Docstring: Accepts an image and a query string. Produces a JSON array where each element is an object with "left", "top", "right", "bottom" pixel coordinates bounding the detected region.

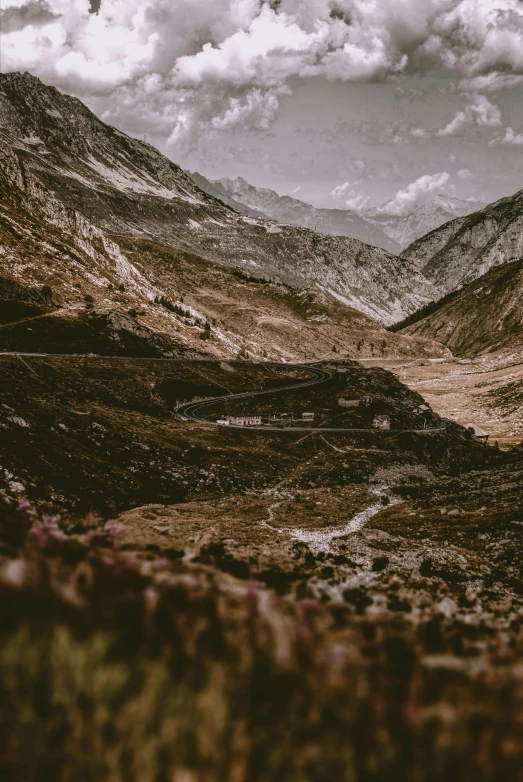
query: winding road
[
  {"left": 0, "top": 352, "right": 450, "bottom": 434},
  {"left": 176, "top": 362, "right": 450, "bottom": 435}
]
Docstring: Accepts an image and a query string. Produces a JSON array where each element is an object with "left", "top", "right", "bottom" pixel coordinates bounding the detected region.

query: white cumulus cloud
[
  {"left": 2, "top": 0, "right": 523, "bottom": 155},
  {"left": 437, "top": 94, "right": 502, "bottom": 137},
  {"left": 382, "top": 172, "right": 451, "bottom": 216}
]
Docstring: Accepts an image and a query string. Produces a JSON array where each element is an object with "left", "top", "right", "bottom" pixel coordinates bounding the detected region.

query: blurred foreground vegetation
[{"left": 1, "top": 498, "right": 523, "bottom": 781}]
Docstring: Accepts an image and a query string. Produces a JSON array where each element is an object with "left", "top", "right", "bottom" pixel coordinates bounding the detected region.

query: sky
[{"left": 2, "top": 0, "right": 523, "bottom": 214}]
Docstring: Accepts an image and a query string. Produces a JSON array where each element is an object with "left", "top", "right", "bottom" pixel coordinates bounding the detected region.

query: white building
[
  {"left": 227, "top": 415, "right": 262, "bottom": 427},
  {"left": 338, "top": 398, "right": 360, "bottom": 408},
  {"left": 302, "top": 412, "right": 315, "bottom": 421}
]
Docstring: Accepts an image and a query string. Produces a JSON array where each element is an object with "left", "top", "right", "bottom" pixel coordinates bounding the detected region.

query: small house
[
  {"left": 465, "top": 423, "right": 489, "bottom": 443},
  {"left": 415, "top": 404, "right": 430, "bottom": 414},
  {"left": 373, "top": 415, "right": 391, "bottom": 430},
  {"left": 216, "top": 419, "right": 230, "bottom": 426},
  {"left": 302, "top": 412, "right": 315, "bottom": 422}
]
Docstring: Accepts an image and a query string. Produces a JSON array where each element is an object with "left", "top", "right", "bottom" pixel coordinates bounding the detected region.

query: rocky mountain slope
[
  {"left": 399, "top": 258, "right": 523, "bottom": 357},
  {"left": 402, "top": 189, "right": 523, "bottom": 296},
  {"left": 207, "top": 174, "right": 401, "bottom": 254},
  {"left": 0, "top": 194, "right": 447, "bottom": 361},
  {"left": 365, "top": 195, "right": 485, "bottom": 250},
  {"left": 0, "top": 71, "right": 432, "bottom": 326}
]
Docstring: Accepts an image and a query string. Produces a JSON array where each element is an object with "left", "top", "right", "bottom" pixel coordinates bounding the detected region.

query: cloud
[
  {"left": 0, "top": 0, "right": 59, "bottom": 34},
  {"left": 437, "top": 94, "right": 502, "bottom": 137},
  {"left": 382, "top": 172, "right": 450, "bottom": 216},
  {"left": 3, "top": 0, "right": 523, "bottom": 155},
  {"left": 457, "top": 168, "right": 472, "bottom": 178},
  {"left": 330, "top": 181, "right": 353, "bottom": 200},
  {"left": 329, "top": 180, "right": 370, "bottom": 212},
  {"left": 497, "top": 126, "right": 523, "bottom": 145}
]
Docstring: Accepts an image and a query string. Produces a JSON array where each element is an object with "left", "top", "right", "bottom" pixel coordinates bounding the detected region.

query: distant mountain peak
[{"left": 363, "top": 194, "right": 487, "bottom": 250}]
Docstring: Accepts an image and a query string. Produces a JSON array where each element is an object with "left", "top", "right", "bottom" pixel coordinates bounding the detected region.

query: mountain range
[
  {"left": 189, "top": 174, "right": 485, "bottom": 253},
  {"left": 2, "top": 71, "right": 523, "bottom": 362},
  {"left": 0, "top": 72, "right": 438, "bottom": 330},
  {"left": 0, "top": 71, "right": 451, "bottom": 362},
  {"left": 196, "top": 174, "right": 402, "bottom": 254}
]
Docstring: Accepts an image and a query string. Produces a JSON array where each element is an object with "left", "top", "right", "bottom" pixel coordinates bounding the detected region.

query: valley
[
  {"left": 1, "top": 69, "right": 523, "bottom": 782},
  {"left": 360, "top": 355, "right": 523, "bottom": 450}
]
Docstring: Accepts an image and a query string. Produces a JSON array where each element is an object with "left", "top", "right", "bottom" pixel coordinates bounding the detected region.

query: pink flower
[
  {"left": 246, "top": 580, "right": 261, "bottom": 607},
  {"left": 28, "top": 515, "right": 65, "bottom": 549},
  {"left": 18, "top": 497, "right": 32, "bottom": 512},
  {"left": 151, "top": 559, "right": 170, "bottom": 570}
]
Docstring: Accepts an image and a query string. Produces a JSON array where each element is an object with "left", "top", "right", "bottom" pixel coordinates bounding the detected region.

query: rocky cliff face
[
  {"left": 402, "top": 189, "right": 523, "bottom": 296},
  {"left": 212, "top": 175, "right": 401, "bottom": 254},
  {"left": 400, "top": 258, "right": 523, "bottom": 357},
  {"left": 364, "top": 196, "right": 485, "bottom": 250},
  {"left": 0, "top": 72, "right": 436, "bottom": 326}
]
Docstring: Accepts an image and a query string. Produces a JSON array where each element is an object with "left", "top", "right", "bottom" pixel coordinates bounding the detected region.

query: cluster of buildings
[
  {"left": 217, "top": 412, "right": 315, "bottom": 427},
  {"left": 211, "top": 392, "right": 493, "bottom": 442}
]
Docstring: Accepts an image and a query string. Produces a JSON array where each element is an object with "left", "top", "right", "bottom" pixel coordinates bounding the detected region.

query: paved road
[{"left": 176, "top": 362, "right": 450, "bottom": 435}]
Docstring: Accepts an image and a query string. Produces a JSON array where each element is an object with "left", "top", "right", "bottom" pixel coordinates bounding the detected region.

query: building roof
[{"left": 465, "top": 423, "right": 489, "bottom": 437}]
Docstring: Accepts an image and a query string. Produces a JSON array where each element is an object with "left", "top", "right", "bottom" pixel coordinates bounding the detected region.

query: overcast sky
[{"left": 2, "top": 0, "right": 523, "bottom": 214}]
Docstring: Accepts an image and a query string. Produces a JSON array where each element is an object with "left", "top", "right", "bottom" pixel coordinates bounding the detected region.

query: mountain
[
  {"left": 0, "top": 72, "right": 448, "bottom": 360},
  {"left": 0, "top": 72, "right": 436, "bottom": 328},
  {"left": 398, "top": 258, "right": 523, "bottom": 357},
  {"left": 211, "top": 175, "right": 401, "bottom": 254},
  {"left": 364, "top": 196, "right": 486, "bottom": 250},
  {"left": 402, "top": 189, "right": 523, "bottom": 296},
  {"left": 185, "top": 171, "right": 267, "bottom": 219}
]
